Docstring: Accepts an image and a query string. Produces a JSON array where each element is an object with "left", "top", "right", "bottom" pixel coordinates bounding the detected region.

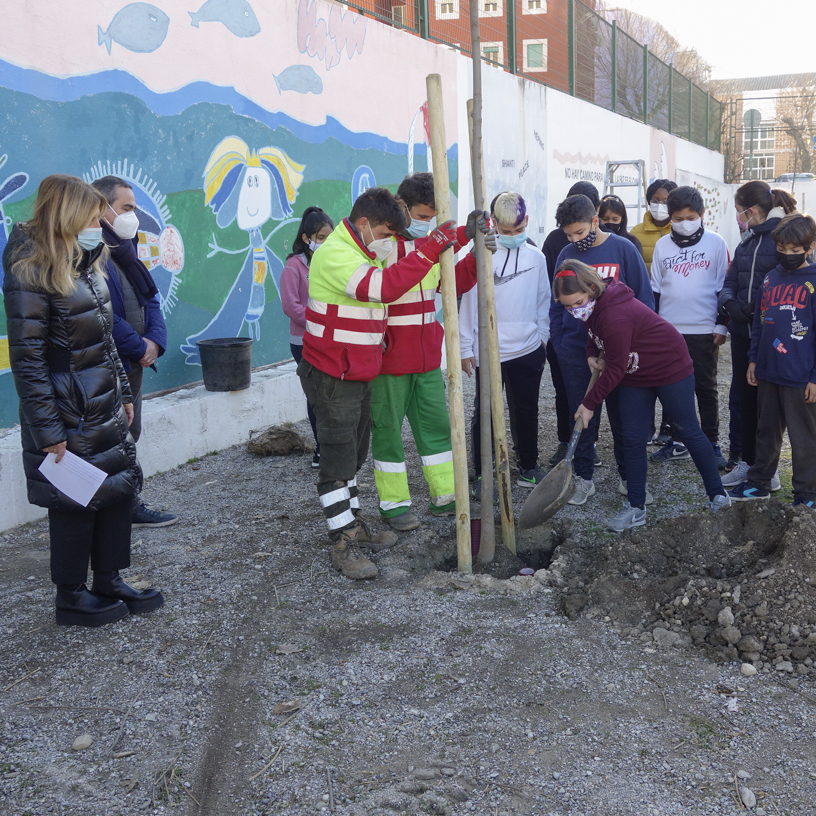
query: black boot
[
  {"left": 55, "top": 584, "right": 129, "bottom": 627},
  {"left": 90, "top": 571, "right": 165, "bottom": 614}
]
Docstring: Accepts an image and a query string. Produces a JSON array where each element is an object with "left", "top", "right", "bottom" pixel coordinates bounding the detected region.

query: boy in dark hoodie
[{"left": 729, "top": 213, "right": 816, "bottom": 506}]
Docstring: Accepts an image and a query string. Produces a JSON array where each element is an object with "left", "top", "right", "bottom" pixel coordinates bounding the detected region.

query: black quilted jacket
[{"left": 2, "top": 225, "right": 142, "bottom": 511}]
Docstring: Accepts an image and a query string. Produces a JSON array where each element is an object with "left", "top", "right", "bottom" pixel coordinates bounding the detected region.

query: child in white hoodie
[{"left": 460, "top": 191, "right": 551, "bottom": 494}]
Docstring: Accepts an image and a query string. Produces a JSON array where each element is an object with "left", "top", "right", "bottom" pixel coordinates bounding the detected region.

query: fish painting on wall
[
  {"left": 189, "top": 0, "right": 261, "bottom": 37},
  {"left": 273, "top": 65, "right": 323, "bottom": 95},
  {"left": 181, "top": 136, "right": 304, "bottom": 364},
  {"left": 98, "top": 3, "right": 170, "bottom": 54}
]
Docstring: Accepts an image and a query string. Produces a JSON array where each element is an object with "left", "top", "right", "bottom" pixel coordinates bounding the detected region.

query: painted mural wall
[{"left": 0, "top": 0, "right": 727, "bottom": 432}]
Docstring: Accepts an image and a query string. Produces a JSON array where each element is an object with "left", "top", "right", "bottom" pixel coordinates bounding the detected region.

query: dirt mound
[
  {"left": 558, "top": 502, "right": 816, "bottom": 673},
  {"left": 246, "top": 422, "right": 313, "bottom": 456}
]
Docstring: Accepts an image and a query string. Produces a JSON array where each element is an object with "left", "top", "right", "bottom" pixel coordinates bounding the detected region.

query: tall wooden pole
[
  {"left": 469, "top": 5, "right": 516, "bottom": 557},
  {"left": 425, "top": 73, "right": 472, "bottom": 574}
]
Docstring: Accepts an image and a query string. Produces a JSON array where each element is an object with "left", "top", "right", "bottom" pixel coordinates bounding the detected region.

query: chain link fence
[{"left": 340, "top": 0, "right": 721, "bottom": 151}]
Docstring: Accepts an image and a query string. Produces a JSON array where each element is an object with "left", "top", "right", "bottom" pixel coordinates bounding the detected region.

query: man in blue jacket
[{"left": 93, "top": 176, "right": 177, "bottom": 528}]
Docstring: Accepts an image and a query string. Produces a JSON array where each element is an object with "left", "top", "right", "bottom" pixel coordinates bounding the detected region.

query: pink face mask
[{"left": 567, "top": 300, "right": 596, "bottom": 322}]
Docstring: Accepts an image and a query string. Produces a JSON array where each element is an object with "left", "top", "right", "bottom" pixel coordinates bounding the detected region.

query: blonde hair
[
  {"left": 552, "top": 259, "right": 606, "bottom": 300},
  {"left": 11, "top": 174, "right": 108, "bottom": 296}
]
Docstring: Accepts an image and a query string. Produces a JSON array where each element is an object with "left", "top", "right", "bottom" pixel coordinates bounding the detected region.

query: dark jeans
[
  {"left": 618, "top": 375, "right": 724, "bottom": 507},
  {"left": 728, "top": 367, "right": 742, "bottom": 455},
  {"left": 48, "top": 500, "right": 132, "bottom": 585},
  {"left": 546, "top": 339, "right": 570, "bottom": 445},
  {"left": 731, "top": 333, "right": 758, "bottom": 465},
  {"left": 472, "top": 344, "right": 547, "bottom": 475},
  {"left": 558, "top": 352, "right": 625, "bottom": 481},
  {"left": 683, "top": 334, "right": 720, "bottom": 445},
  {"left": 749, "top": 380, "right": 816, "bottom": 501},
  {"left": 298, "top": 360, "right": 370, "bottom": 539},
  {"left": 126, "top": 366, "right": 143, "bottom": 443},
  {"left": 291, "top": 343, "right": 319, "bottom": 453}
]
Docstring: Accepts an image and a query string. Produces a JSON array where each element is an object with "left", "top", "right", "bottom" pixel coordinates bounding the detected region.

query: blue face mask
[
  {"left": 405, "top": 218, "right": 432, "bottom": 239},
  {"left": 77, "top": 227, "right": 103, "bottom": 251},
  {"left": 498, "top": 231, "right": 527, "bottom": 250}
]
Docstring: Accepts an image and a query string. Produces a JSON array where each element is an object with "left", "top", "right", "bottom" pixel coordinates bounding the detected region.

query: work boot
[
  {"left": 386, "top": 510, "right": 421, "bottom": 532},
  {"left": 55, "top": 584, "right": 130, "bottom": 627},
  {"left": 353, "top": 511, "right": 398, "bottom": 550},
  {"left": 331, "top": 529, "right": 378, "bottom": 580},
  {"left": 91, "top": 571, "right": 165, "bottom": 614}
]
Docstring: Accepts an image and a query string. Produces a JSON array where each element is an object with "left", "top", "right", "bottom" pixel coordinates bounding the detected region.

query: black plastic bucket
[{"left": 197, "top": 337, "right": 253, "bottom": 392}]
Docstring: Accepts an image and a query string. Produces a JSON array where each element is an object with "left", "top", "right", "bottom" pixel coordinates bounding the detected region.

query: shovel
[{"left": 518, "top": 359, "right": 603, "bottom": 530}]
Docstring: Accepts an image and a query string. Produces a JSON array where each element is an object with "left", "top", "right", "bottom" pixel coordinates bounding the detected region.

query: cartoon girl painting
[{"left": 181, "top": 136, "right": 304, "bottom": 364}]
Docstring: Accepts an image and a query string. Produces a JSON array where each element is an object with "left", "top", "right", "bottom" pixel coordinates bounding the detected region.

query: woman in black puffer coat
[
  {"left": 718, "top": 181, "right": 797, "bottom": 486},
  {"left": 2, "top": 174, "right": 164, "bottom": 627}
]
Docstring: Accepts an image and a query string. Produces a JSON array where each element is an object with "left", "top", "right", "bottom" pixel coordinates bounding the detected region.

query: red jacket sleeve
[
  {"left": 581, "top": 317, "right": 635, "bottom": 410},
  {"left": 352, "top": 250, "right": 434, "bottom": 304}
]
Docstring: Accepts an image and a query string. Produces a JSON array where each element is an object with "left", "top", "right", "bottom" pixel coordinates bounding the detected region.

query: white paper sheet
[{"left": 38, "top": 450, "right": 107, "bottom": 508}]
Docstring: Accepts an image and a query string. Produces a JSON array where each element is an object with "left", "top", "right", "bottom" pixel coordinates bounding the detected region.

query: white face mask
[
  {"left": 108, "top": 204, "right": 139, "bottom": 240},
  {"left": 364, "top": 223, "right": 394, "bottom": 262},
  {"left": 649, "top": 202, "right": 669, "bottom": 222},
  {"left": 308, "top": 240, "right": 321, "bottom": 253},
  {"left": 672, "top": 218, "right": 702, "bottom": 237}
]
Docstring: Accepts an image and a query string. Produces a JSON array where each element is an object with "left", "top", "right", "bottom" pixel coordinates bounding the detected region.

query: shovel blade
[{"left": 518, "top": 460, "right": 574, "bottom": 530}]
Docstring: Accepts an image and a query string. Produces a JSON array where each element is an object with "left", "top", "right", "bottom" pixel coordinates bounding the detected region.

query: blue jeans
[
  {"left": 557, "top": 352, "right": 625, "bottom": 481},
  {"left": 618, "top": 375, "right": 725, "bottom": 507}
]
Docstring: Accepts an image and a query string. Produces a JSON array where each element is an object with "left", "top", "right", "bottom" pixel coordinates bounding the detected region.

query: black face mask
[
  {"left": 776, "top": 250, "right": 807, "bottom": 271},
  {"left": 600, "top": 222, "right": 622, "bottom": 235}
]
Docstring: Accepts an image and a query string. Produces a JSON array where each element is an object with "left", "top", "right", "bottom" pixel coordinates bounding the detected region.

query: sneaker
[
  {"left": 721, "top": 460, "right": 749, "bottom": 487},
  {"left": 793, "top": 498, "right": 815, "bottom": 508},
  {"left": 331, "top": 534, "right": 378, "bottom": 580},
  {"left": 352, "top": 513, "right": 399, "bottom": 550},
  {"left": 711, "top": 444, "right": 727, "bottom": 470},
  {"left": 654, "top": 432, "right": 672, "bottom": 446},
  {"left": 472, "top": 476, "right": 498, "bottom": 505},
  {"left": 517, "top": 465, "right": 546, "bottom": 489},
  {"left": 593, "top": 445, "right": 603, "bottom": 467},
  {"left": 549, "top": 442, "right": 568, "bottom": 466},
  {"left": 728, "top": 481, "right": 771, "bottom": 502},
  {"left": 617, "top": 478, "right": 654, "bottom": 505},
  {"left": 709, "top": 493, "right": 732, "bottom": 512},
  {"left": 567, "top": 476, "right": 595, "bottom": 506},
  {"left": 311, "top": 452, "right": 320, "bottom": 469},
  {"left": 386, "top": 509, "right": 421, "bottom": 532},
  {"left": 770, "top": 470, "right": 782, "bottom": 492},
  {"left": 725, "top": 450, "right": 742, "bottom": 472},
  {"left": 650, "top": 441, "right": 690, "bottom": 462},
  {"left": 132, "top": 503, "right": 178, "bottom": 528},
  {"left": 607, "top": 502, "right": 647, "bottom": 533},
  {"left": 429, "top": 501, "right": 456, "bottom": 517}
]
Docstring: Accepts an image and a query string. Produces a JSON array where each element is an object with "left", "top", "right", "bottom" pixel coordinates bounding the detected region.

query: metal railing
[{"left": 342, "top": 0, "right": 722, "bottom": 152}]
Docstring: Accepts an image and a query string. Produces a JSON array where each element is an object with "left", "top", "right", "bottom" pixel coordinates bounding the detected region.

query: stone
[
  {"left": 490, "top": 744, "right": 500, "bottom": 754},
  {"left": 71, "top": 734, "right": 94, "bottom": 752},
  {"left": 740, "top": 786, "right": 757, "bottom": 808},
  {"left": 722, "top": 626, "right": 742, "bottom": 645},
  {"left": 440, "top": 768, "right": 455, "bottom": 776},
  {"left": 717, "top": 607, "right": 735, "bottom": 626},
  {"left": 736, "top": 770, "right": 750, "bottom": 779},
  {"left": 653, "top": 628, "right": 681, "bottom": 648},
  {"left": 740, "top": 663, "right": 758, "bottom": 677},
  {"left": 414, "top": 769, "right": 438, "bottom": 780},
  {"left": 776, "top": 661, "right": 794, "bottom": 673},
  {"left": 737, "top": 635, "right": 762, "bottom": 653}
]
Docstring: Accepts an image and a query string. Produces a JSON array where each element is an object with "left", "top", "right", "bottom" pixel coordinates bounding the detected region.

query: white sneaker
[
  {"left": 771, "top": 470, "right": 782, "bottom": 492},
  {"left": 568, "top": 476, "right": 596, "bottom": 506},
  {"left": 618, "top": 478, "right": 654, "bottom": 505},
  {"left": 709, "top": 493, "right": 732, "bottom": 511},
  {"left": 721, "top": 460, "right": 749, "bottom": 487},
  {"left": 607, "top": 502, "right": 647, "bottom": 532}
]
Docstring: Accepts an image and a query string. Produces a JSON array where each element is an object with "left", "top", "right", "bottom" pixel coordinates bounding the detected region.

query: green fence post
[
  {"left": 642, "top": 43, "right": 648, "bottom": 124},
  {"left": 568, "top": 0, "right": 575, "bottom": 96},
  {"left": 610, "top": 20, "right": 617, "bottom": 112},
  {"left": 418, "top": 0, "right": 429, "bottom": 39},
  {"left": 668, "top": 66, "right": 673, "bottom": 133},
  {"left": 688, "top": 76, "right": 693, "bottom": 142},
  {"left": 507, "top": 0, "right": 517, "bottom": 74},
  {"left": 705, "top": 91, "right": 710, "bottom": 149}
]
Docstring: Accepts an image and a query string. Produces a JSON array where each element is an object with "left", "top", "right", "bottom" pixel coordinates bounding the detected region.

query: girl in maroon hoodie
[{"left": 553, "top": 260, "right": 728, "bottom": 532}]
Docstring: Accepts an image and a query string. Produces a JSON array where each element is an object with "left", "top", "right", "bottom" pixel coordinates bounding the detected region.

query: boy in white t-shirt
[{"left": 650, "top": 185, "right": 729, "bottom": 465}]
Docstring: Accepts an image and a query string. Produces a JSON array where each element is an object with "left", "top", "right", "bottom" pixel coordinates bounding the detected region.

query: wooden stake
[
  {"left": 425, "top": 73, "right": 472, "bottom": 574},
  {"left": 467, "top": 13, "right": 516, "bottom": 556}
]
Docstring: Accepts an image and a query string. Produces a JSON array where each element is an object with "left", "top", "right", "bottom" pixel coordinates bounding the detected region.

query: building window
[
  {"left": 481, "top": 41, "right": 504, "bottom": 65},
  {"left": 522, "top": 0, "right": 547, "bottom": 14},
  {"left": 744, "top": 154, "right": 774, "bottom": 180},
  {"left": 480, "top": 0, "right": 503, "bottom": 18},
  {"left": 523, "top": 39, "right": 548, "bottom": 72},
  {"left": 435, "top": 0, "right": 459, "bottom": 19}
]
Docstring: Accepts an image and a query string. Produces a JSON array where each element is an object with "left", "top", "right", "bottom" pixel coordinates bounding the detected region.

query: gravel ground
[{"left": 1, "top": 344, "right": 815, "bottom": 816}]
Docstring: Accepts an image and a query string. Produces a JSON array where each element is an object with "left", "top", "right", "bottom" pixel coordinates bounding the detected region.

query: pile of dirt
[
  {"left": 246, "top": 422, "right": 313, "bottom": 456},
  {"left": 557, "top": 502, "right": 816, "bottom": 673}
]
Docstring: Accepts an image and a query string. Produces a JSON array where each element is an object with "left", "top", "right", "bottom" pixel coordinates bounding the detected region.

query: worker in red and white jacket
[
  {"left": 372, "top": 172, "right": 494, "bottom": 532},
  {"left": 298, "top": 187, "right": 456, "bottom": 580}
]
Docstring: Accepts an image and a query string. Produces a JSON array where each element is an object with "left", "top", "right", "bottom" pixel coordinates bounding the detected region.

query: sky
[{"left": 605, "top": 0, "right": 816, "bottom": 79}]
